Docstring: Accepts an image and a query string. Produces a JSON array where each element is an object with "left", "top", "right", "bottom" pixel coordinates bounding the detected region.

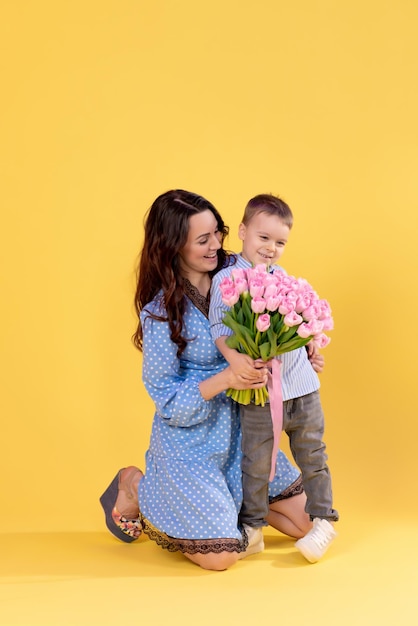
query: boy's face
[{"left": 238, "top": 212, "right": 290, "bottom": 266}]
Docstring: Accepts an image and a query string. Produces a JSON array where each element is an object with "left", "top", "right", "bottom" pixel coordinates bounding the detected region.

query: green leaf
[
  {"left": 225, "top": 317, "right": 259, "bottom": 358},
  {"left": 259, "top": 341, "right": 271, "bottom": 361},
  {"left": 266, "top": 327, "right": 278, "bottom": 358},
  {"left": 222, "top": 311, "right": 236, "bottom": 330},
  {"left": 272, "top": 315, "right": 284, "bottom": 335},
  {"left": 226, "top": 335, "right": 241, "bottom": 350},
  {"left": 242, "top": 296, "right": 254, "bottom": 326},
  {"left": 275, "top": 335, "right": 312, "bottom": 354},
  {"left": 278, "top": 326, "right": 298, "bottom": 343},
  {"left": 267, "top": 326, "right": 277, "bottom": 343}
]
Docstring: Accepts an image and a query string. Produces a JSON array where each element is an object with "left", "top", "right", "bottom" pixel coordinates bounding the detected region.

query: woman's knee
[{"left": 185, "top": 551, "right": 239, "bottom": 571}]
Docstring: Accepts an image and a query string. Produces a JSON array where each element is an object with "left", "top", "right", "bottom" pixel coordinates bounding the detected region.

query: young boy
[{"left": 209, "top": 194, "right": 338, "bottom": 563}]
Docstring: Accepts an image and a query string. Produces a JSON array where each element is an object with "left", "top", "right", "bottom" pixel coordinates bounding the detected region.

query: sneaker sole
[{"left": 295, "top": 539, "right": 320, "bottom": 563}]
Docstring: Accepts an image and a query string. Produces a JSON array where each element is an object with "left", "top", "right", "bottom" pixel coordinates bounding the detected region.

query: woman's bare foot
[{"left": 115, "top": 466, "right": 143, "bottom": 519}]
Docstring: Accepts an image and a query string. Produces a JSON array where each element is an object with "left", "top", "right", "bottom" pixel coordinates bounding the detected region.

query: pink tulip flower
[
  {"left": 219, "top": 276, "right": 234, "bottom": 293},
  {"left": 266, "top": 295, "right": 281, "bottom": 312},
  {"left": 234, "top": 277, "right": 249, "bottom": 294},
  {"left": 221, "top": 286, "right": 240, "bottom": 307},
  {"left": 231, "top": 268, "right": 246, "bottom": 280},
  {"left": 251, "top": 297, "right": 267, "bottom": 313},
  {"left": 249, "top": 280, "right": 265, "bottom": 298},
  {"left": 256, "top": 314, "right": 271, "bottom": 332},
  {"left": 321, "top": 316, "right": 334, "bottom": 331},
  {"left": 284, "top": 311, "right": 304, "bottom": 327},
  {"left": 317, "top": 299, "right": 332, "bottom": 319},
  {"left": 295, "top": 295, "right": 312, "bottom": 314},
  {"left": 297, "top": 319, "right": 324, "bottom": 338},
  {"left": 264, "top": 283, "right": 279, "bottom": 298},
  {"left": 301, "top": 304, "right": 321, "bottom": 321},
  {"left": 314, "top": 333, "right": 331, "bottom": 348},
  {"left": 278, "top": 298, "right": 295, "bottom": 315},
  {"left": 254, "top": 263, "right": 268, "bottom": 274}
]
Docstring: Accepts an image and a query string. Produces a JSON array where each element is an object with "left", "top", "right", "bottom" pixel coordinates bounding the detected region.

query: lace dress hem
[
  {"left": 140, "top": 516, "right": 246, "bottom": 555},
  {"left": 269, "top": 475, "right": 304, "bottom": 503}
]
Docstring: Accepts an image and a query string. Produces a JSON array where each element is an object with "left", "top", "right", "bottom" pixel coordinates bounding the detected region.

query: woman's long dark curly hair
[{"left": 133, "top": 189, "right": 230, "bottom": 356}]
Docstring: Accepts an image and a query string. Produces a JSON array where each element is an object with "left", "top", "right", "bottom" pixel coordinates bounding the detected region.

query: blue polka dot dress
[{"left": 137, "top": 294, "right": 301, "bottom": 553}]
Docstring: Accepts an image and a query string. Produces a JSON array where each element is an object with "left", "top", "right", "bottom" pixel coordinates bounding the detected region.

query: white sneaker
[
  {"left": 295, "top": 518, "right": 337, "bottom": 563},
  {"left": 237, "top": 524, "right": 265, "bottom": 559}
]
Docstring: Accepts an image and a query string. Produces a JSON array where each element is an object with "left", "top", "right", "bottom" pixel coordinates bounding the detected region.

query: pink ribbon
[{"left": 268, "top": 358, "right": 283, "bottom": 482}]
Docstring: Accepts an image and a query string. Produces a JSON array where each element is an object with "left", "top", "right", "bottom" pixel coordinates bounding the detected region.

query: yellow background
[{"left": 1, "top": 0, "right": 418, "bottom": 538}]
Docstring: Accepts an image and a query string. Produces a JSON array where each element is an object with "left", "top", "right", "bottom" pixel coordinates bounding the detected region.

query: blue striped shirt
[{"left": 209, "top": 254, "right": 320, "bottom": 401}]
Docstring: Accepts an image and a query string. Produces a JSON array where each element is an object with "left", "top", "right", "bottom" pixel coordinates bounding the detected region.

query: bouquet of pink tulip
[{"left": 219, "top": 264, "right": 333, "bottom": 405}]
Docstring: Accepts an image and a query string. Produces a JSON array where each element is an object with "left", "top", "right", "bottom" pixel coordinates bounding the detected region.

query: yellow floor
[{"left": 1, "top": 510, "right": 417, "bottom": 626}]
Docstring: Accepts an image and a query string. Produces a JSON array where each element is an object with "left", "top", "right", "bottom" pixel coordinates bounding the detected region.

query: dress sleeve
[
  {"left": 209, "top": 272, "right": 234, "bottom": 341},
  {"left": 141, "top": 311, "right": 213, "bottom": 428}
]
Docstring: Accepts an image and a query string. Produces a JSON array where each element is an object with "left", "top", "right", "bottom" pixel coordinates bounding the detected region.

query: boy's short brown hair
[{"left": 242, "top": 194, "right": 293, "bottom": 229}]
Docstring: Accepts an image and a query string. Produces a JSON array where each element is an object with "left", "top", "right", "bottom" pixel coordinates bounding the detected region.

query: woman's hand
[
  {"left": 225, "top": 364, "right": 269, "bottom": 391},
  {"left": 199, "top": 363, "right": 268, "bottom": 401},
  {"left": 229, "top": 352, "right": 261, "bottom": 382}
]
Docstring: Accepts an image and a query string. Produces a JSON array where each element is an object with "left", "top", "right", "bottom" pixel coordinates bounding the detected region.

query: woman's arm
[
  {"left": 141, "top": 307, "right": 268, "bottom": 422},
  {"left": 198, "top": 362, "right": 268, "bottom": 400}
]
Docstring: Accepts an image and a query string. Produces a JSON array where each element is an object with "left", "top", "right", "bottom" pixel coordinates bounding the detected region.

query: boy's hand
[{"left": 306, "top": 341, "right": 325, "bottom": 373}]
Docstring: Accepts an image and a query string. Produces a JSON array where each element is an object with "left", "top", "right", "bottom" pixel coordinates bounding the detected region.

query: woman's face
[{"left": 178, "top": 210, "right": 222, "bottom": 280}]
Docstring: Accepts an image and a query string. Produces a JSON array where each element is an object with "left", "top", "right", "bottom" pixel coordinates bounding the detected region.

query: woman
[{"left": 100, "top": 190, "right": 312, "bottom": 570}]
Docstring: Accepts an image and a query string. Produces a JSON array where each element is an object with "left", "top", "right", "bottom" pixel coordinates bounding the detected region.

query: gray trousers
[{"left": 239, "top": 391, "right": 339, "bottom": 528}]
